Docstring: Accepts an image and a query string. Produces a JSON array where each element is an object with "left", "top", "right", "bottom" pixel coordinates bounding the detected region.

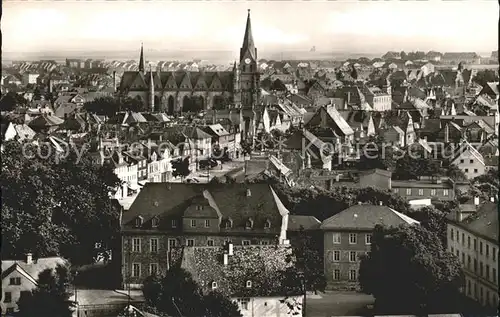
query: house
[
  {"left": 1, "top": 122, "right": 36, "bottom": 142},
  {"left": 446, "top": 202, "right": 498, "bottom": 309},
  {"left": 478, "top": 82, "right": 499, "bottom": 101},
  {"left": 28, "top": 113, "right": 64, "bottom": 133},
  {"left": 1, "top": 254, "right": 67, "bottom": 314},
  {"left": 360, "top": 85, "right": 392, "bottom": 112},
  {"left": 450, "top": 141, "right": 486, "bottom": 179},
  {"left": 120, "top": 183, "right": 291, "bottom": 288},
  {"left": 305, "top": 104, "right": 355, "bottom": 144},
  {"left": 442, "top": 52, "right": 481, "bottom": 65},
  {"left": 123, "top": 150, "right": 148, "bottom": 183},
  {"left": 170, "top": 244, "right": 303, "bottom": 317},
  {"left": 320, "top": 203, "right": 419, "bottom": 290},
  {"left": 382, "top": 125, "right": 405, "bottom": 146},
  {"left": 203, "top": 123, "right": 240, "bottom": 159},
  {"left": 392, "top": 177, "right": 456, "bottom": 201}
]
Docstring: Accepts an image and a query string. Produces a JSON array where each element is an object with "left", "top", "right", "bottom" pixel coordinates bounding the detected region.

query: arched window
[
  {"left": 264, "top": 219, "right": 271, "bottom": 229},
  {"left": 246, "top": 280, "right": 252, "bottom": 288},
  {"left": 245, "top": 218, "right": 254, "bottom": 229},
  {"left": 135, "top": 216, "right": 143, "bottom": 227},
  {"left": 225, "top": 218, "right": 233, "bottom": 229},
  {"left": 151, "top": 216, "right": 159, "bottom": 228},
  {"left": 211, "top": 281, "right": 218, "bottom": 289}
]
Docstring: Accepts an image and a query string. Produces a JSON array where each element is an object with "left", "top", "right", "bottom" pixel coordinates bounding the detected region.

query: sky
[{"left": 2, "top": 0, "right": 498, "bottom": 54}]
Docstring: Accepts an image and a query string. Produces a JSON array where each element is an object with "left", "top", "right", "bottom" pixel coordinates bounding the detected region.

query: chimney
[
  {"left": 490, "top": 197, "right": 495, "bottom": 203},
  {"left": 228, "top": 243, "right": 234, "bottom": 256},
  {"left": 347, "top": 91, "right": 351, "bottom": 105},
  {"left": 26, "top": 253, "right": 33, "bottom": 264},
  {"left": 223, "top": 253, "right": 229, "bottom": 265},
  {"left": 358, "top": 201, "right": 362, "bottom": 205},
  {"left": 113, "top": 71, "right": 116, "bottom": 92},
  {"left": 335, "top": 174, "right": 340, "bottom": 182},
  {"left": 379, "top": 201, "right": 383, "bottom": 206},
  {"left": 474, "top": 196, "right": 480, "bottom": 206},
  {"left": 246, "top": 188, "right": 251, "bottom": 197}
]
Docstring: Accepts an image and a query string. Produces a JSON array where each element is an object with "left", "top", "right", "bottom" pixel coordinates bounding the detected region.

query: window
[
  {"left": 135, "top": 217, "right": 143, "bottom": 227},
  {"left": 242, "top": 240, "right": 251, "bottom": 246},
  {"left": 332, "top": 233, "right": 341, "bottom": 244},
  {"left": 456, "top": 249, "right": 459, "bottom": 257},
  {"left": 418, "top": 189, "right": 424, "bottom": 196},
  {"left": 365, "top": 234, "right": 372, "bottom": 245},
  {"left": 474, "top": 239, "right": 477, "bottom": 250},
  {"left": 333, "top": 269, "right": 340, "bottom": 280},
  {"left": 474, "top": 169, "right": 478, "bottom": 173},
  {"left": 205, "top": 219, "right": 210, "bottom": 228},
  {"left": 470, "top": 159, "right": 474, "bottom": 164},
  {"left": 168, "top": 239, "right": 177, "bottom": 249},
  {"left": 431, "top": 189, "right": 436, "bottom": 196},
  {"left": 171, "top": 219, "right": 177, "bottom": 228},
  {"left": 462, "top": 233, "right": 465, "bottom": 245},
  {"left": 333, "top": 251, "right": 340, "bottom": 262},
  {"left": 150, "top": 263, "right": 158, "bottom": 275},
  {"left": 465, "top": 168, "right": 469, "bottom": 173},
  {"left": 207, "top": 239, "right": 214, "bottom": 246},
  {"left": 187, "top": 239, "right": 194, "bottom": 247},
  {"left": 393, "top": 188, "right": 399, "bottom": 193},
  {"left": 480, "top": 241, "right": 483, "bottom": 254},
  {"left": 132, "top": 238, "right": 141, "bottom": 252},
  {"left": 461, "top": 253, "right": 465, "bottom": 264},
  {"left": 261, "top": 240, "right": 269, "bottom": 245},
  {"left": 474, "top": 259, "right": 477, "bottom": 272},
  {"left": 9, "top": 277, "right": 21, "bottom": 285},
  {"left": 211, "top": 281, "right": 218, "bottom": 289},
  {"left": 150, "top": 238, "right": 158, "bottom": 253},
  {"left": 132, "top": 263, "right": 141, "bottom": 277},
  {"left": 486, "top": 265, "right": 490, "bottom": 279},
  {"left": 349, "top": 270, "right": 357, "bottom": 281},
  {"left": 349, "top": 251, "right": 357, "bottom": 262},
  {"left": 191, "top": 219, "right": 196, "bottom": 227},
  {"left": 443, "top": 189, "right": 449, "bottom": 196},
  {"left": 4, "top": 292, "right": 12, "bottom": 303},
  {"left": 246, "top": 280, "right": 252, "bottom": 288},
  {"left": 406, "top": 188, "right": 412, "bottom": 195},
  {"left": 152, "top": 217, "right": 159, "bottom": 228},
  {"left": 493, "top": 268, "right": 497, "bottom": 283},
  {"left": 349, "top": 233, "right": 357, "bottom": 244},
  {"left": 264, "top": 220, "right": 271, "bottom": 229},
  {"left": 451, "top": 228, "right": 454, "bottom": 240},
  {"left": 467, "top": 236, "right": 471, "bottom": 249},
  {"left": 493, "top": 247, "right": 496, "bottom": 261},
  {"left": 467, "top": 255, "right": 471, "bottom": 268},
  {"left": 225, "top": 219, "right": 233, "bottom": 229},
  {"left": 239, "top": 298, "right": 250, "bottom": 310},
  {"left": 480, "top": 262, "right": 484, "bottom": 276},
  {"left": 467, "top": 280, "right": 471, "bottom": 295},
  {"left": 6, "top": 308, "right": 14, "bottom": 314},
  {"left": 486, "top": 244, "right": 490, "bottom": 258}
]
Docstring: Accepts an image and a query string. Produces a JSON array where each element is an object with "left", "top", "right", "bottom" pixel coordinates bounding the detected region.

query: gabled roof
[
  {"left": 122, "top": 183, "right": 289, "bottom": 231},
  {"left": 288, "top": 215, "right": 321, "bottom": 231},
  {"left": 28, "top": 114, "right": 64, "bottom": 128},
  {"left": 324, "top": 105, "right": 355, "bottom": 136},
  {"left": 320, "top": 204, "right": 419, "bottom": 230},
  {"left": 459, "top": 203, "right": 498, "bottom": 242},
  {"left": 452, "top": 140, "right": 485, "bottom": 166},
  {"left": 204, "top": 124, "right": 229, "bottom": 137},
  {"left": 1, "top": 257, "right": 67, "bottom": 285}
]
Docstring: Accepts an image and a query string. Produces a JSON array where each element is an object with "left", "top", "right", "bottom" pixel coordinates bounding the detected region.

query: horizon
[{"left": 2, "top": 0, "right": 498, "bottom": 57}]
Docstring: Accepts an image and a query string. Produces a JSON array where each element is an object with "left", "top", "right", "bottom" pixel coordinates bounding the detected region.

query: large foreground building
[{"left": 118, "top": 10, "right": 261, "bottom": 114}]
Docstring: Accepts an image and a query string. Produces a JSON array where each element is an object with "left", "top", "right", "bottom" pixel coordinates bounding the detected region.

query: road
[{"left": 306, "top": 291, "right": 375, "bottom": 317}]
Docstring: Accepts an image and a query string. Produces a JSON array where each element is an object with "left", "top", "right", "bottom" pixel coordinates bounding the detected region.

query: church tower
[
  {"left": 239, "top": 10, "right": 260, "bottom": 109},
  {"left": 138, "top": 42, "right": 145, "bottom": 73}
]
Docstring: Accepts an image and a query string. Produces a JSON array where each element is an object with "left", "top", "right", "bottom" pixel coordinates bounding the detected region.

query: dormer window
[
  {"left": 246, "top": 280, "right": 252, "bottom": 288},
  {"left": 211, "top": 281, "right": 218, "bottom": 290},
  {"left": 264, "top": 219, "right": 271, "bottom": 229},
  {"left": 135, "top": 216, "right": 143, "bottom": 228},
  {"left": 245, "top": 218, "right": 254, "bottom": 230},
  {"left": 225, "top": 219, "right": 233, "bottom": 229},
  {"left": 151, "top": 217, "right": 159, "bottom": 228},
  {"left": 196, "top": 205, "right": 204, "bottom": 211}
]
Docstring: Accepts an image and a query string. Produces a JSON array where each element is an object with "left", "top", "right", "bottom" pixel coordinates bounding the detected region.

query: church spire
[
  {"left": 139, "top": 42, "right": 145, "bottom": 72},
  {"left": 149, "top": 64, "right": 155, "bottom": 112},
  {"left": 240, "top": 9, "right": 256, "bottom": 61}
]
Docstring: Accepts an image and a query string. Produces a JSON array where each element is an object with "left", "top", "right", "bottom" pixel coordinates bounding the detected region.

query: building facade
[
  {"left": 120, "top": 183, "right": 290, "bottom": 288},
  {"left": 446, "top": 202, "right": 498, "bottom": 310},
  {"left": 320, "top": 204, "right": 419, "bottom": 290},
  {"left": 118, "top": 10, "right": 260, "bottom": 114}
]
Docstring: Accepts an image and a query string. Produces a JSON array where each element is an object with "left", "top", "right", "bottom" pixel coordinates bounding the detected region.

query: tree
[
  {"left": 290, "top": 227, "right": 326, "bottom": 294},
  {"left": 240, "top": 139, "right": 253, "bottom": 155},
  {"left": 18, "top": 264, "right": 75, "bottom": 317},
  {"left": 84, "top": 96, "right": 120, "bottom": 117},
  {"left": 1, "top": 141, "right": 121, "bottom": 265},
  {"left": 0, "top": 91, "right": 28, "bottom": 111},
  {"left": 359, "top": 224, "right": 464, "bottom": 314},
  {"left": 357, "top": 138, "right": 398, "bottom": 171},
  {"left": 400, "top": 51, "right": 407, "bottom": 60},
  {"left": 446, "top": 164, "right": 468, "bottom": 182},
  {"left": 142, "top": 267, "right": 242, "bottom": 317},
  {"left": 407, "top": 206, "right": 447, "bottom": 245},
  {"left": 473, "top": 70, "right": 499, "bottom": 87},
  {"left": 171, "top": 157, "right": 191, "bottom": 181},
  {"left": 393, "top": 150, "right": 443, "bottom": 180}
]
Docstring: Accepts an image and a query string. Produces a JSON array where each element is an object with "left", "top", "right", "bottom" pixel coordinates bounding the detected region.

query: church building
[{"left": 118, "top": 10, "right": 260, "bottom": 114}]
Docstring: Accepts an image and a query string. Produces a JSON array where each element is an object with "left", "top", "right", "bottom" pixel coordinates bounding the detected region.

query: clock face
[{"left": 245, "top": 58, "right": 251, "bottom": 65}]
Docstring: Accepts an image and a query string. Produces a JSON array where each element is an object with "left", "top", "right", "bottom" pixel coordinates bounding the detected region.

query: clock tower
[{"left": 239, "top": 9, "right": 260, "bottom": 109}]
